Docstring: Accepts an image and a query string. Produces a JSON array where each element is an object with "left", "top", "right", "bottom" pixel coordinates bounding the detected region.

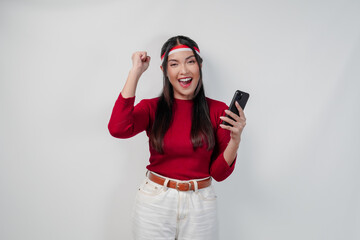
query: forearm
[
  {"left": 121, "top": 69, "right": 142, "bottom": 98},
  {"left": 223, "top": 138, "right": 240, "bottom": 166},
  {"left": 209, "top": 138, "right": 238, "bottom": 182}
]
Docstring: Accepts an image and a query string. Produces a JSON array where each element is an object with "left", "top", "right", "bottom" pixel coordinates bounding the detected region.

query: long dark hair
[{"left": 149, "top": 35, "right": 215, "bottom": 154}]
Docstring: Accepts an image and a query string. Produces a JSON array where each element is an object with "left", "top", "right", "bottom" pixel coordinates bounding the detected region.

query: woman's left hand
[{"left": 219, "top": 101, "right": 247, "bottom": 145}]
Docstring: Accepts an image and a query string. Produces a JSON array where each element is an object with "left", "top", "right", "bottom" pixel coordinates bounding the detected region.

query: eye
[
  {"left": 170, "top": 63, "right": 178, "bottom": 67},
  {"left": 188, "top": 59, "right": 196, "bottom": 64}
]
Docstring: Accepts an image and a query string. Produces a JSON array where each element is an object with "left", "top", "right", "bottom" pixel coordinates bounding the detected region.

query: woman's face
[{"left": 163, "top": 50, "right": 201, "bottom": 100}]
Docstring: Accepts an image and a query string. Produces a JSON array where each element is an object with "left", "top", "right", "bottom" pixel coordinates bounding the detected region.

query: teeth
[{"left": 179, "top": 78, "right": 192, "bottom": 82}]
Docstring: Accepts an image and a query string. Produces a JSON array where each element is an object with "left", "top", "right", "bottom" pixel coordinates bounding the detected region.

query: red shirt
[{"left": 108, "top": 93, "right": 236, "bottom": 181}]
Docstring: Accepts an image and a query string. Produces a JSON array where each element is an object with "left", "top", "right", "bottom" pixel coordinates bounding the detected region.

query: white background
[{"left": 1, "top": 0, "right": 359, "bottom": 239}]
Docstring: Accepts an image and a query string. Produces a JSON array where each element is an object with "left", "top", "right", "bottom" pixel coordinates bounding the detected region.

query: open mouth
[{"left": 178, "top": 77, "right": 192, "bottom": 88}]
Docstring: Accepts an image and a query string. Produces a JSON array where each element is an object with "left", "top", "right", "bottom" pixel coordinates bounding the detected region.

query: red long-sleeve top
[{"left": 108, "top": 92, "right": 236, "bottom": 182}]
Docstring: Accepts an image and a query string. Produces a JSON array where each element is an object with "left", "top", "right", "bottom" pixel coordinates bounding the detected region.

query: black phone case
[{"left": 222, "top": 90, "right": 249, "bottom": 127}]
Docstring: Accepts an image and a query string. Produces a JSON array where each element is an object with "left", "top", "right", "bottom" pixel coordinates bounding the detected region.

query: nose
[{"left": 179, "top": 63, "right": 189, "bottom": 74}]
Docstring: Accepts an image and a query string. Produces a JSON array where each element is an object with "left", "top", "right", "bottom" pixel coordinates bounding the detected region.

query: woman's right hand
[
  {"left": 120, "top": 51, "right": 151, "bottom": 98},
  {"left": 131, "top": 51, "right": 151, "bottom": 76}
]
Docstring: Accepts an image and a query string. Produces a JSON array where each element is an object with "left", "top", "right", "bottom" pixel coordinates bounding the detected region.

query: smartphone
[{"left": 222, "top": 90, "right": 250, "bottom": 127}]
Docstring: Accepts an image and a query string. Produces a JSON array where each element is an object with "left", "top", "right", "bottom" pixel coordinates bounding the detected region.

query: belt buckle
[{"left": 176, "top": 181, "right": 192, "bottom": 191}]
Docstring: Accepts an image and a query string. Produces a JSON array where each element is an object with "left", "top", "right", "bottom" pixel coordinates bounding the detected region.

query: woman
[{"left": 108, "top": 35, "right": 246, "bottom": 240}]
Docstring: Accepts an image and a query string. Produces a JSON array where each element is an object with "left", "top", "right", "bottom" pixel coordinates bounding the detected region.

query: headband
[{"left": 161, "top": 44, "right": 201, "bottom": 62}]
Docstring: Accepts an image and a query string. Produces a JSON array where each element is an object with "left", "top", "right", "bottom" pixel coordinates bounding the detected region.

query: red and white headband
[{"left": 161, "top": 44, "right": 201, "bottom": 62}]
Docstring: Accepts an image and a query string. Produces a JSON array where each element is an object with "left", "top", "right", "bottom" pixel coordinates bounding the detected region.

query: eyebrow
[{"left": 168, "top": 55, "right": 196, "bottom": 62}]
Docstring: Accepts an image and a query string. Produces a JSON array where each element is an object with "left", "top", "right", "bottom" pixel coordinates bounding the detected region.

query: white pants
[{"left": 132, "top": 172, "right": 219, "bottom": 240}]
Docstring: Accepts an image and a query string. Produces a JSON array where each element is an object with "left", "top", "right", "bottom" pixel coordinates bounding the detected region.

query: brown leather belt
[{"left": 148, "top": 172, "right": 212, "bottom": 191}]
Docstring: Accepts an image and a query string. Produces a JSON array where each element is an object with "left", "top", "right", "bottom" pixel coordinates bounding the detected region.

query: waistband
[{"left": 147, "top": 171, "right": 212, "bottom": 192}]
